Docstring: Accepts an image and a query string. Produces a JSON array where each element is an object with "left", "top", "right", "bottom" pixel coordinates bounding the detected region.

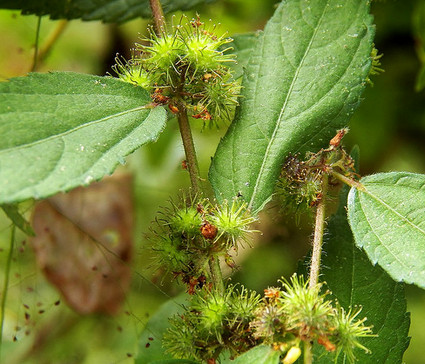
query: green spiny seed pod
[
  {"left": 152, "top": 235, "right": 190, "bottom": 272},
  {"left": 112, "top": 56, "right": 153, "bottom": 89},
  {"left": 179, "top": 18, "right": 234, "bottom": 73},
  {"left": 164, "top": 315, "right": 201, "bottom": 360},
  {"left": 113, "top": 15, "right": 240, "bottom": 124},
  {"left": 331, "top": 305, "right": 374, "bottom": 363},
  {"left": 138, "top": 29, "right": 184, "bottom": 72},
  {"left": 208, "top": 198, "right": 257, "bottom": 250},
  {"left": 168, "top": 204, "right": 203, "bottom": 238},
  {"left": 199, "top": 70, "right": 241, "bottom": 122},
  {"left": 191, "top": 288, "right": 230, "bottom": 339},
  {"left": 279, "top": 275, "right": 333, "bottom": 337},
  {"left": 250, "top": 302, "right": 285, "bottom": 341}
]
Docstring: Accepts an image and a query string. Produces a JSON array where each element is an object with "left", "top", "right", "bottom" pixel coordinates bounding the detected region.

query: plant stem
[
  {"left": 331, "top": 171, "right": 365, "bottom": 191},
  {"left": 31, "top": 20, "right": 68, "bottom": 72},
  {"left": 0, "top": 225, "right": 16, "bottom": 360},
  {"left": 303, "top": 341, "right": 313, "bottom": 364},
  {"left": 176, "top": 101, "right": 202, "bottom": 194},
  {"left": 149, "top": 0, "right": 165, "bottom": 33},
  {"left": 209, "top": 256, "right": 224, "bottom": 295},
  {"left": 31, "top": 16, "right": 42, "bottom": 72},
  {"left": 309, "top": 175, "right": 328, "bottom": 289}
]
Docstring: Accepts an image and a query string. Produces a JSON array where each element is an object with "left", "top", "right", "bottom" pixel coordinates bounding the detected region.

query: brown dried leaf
[{"left": 31, "top": 174, "right": 133, "bottom": 315}]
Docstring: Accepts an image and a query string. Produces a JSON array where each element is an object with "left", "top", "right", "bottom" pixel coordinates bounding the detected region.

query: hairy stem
[
  {"left": 309, "top": 175, "right": 328, "bottom": 289},
  {"left": 176, "top": 101, "right": 202, "bottom": 194},
  {"left": 0, "top": 225, "right": 16, "bottom": 360},
  {"left": 209, "top": 256, "right": 224, "bottom": 295},
  {"left": 303, "top": 341, "right": 313, "bottom": 364},
  {"left": 149, "top": 0, "right": 165, "bottom": 33}
]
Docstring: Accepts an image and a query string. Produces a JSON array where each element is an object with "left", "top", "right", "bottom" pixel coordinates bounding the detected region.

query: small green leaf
[
  {"left": 314, "top": 179, "right": 410, "bottom": 363},
  {"left": 0, "top": 204, "right": 34, "bottom": 235},
  {"left": 209, "top": 0, "right": 375, "bottom": 213},
  {"left": 0, "top": 0, "right": 212, "bottom": 23},
  {"left": 347, "top": 172, "right": 425, "bottom": 289},
  {"left": 221, "top": 345, "right": 280, "bottom": 364},
  {"left": 0, "top": 72, "right": 167, "bottom": 204},
  {"left": 136, "top": 295, "right": 188, "bottom": 364}
]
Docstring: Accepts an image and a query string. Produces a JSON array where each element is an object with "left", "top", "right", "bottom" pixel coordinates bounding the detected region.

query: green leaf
[
  {"left": 0, "top": 204, "right": 35, "bottom": 235},
  {"left": 136, "top": 295, "right": 188, "bottom": 364},
  {"left": 314, "top": 180, "right": 410, "bottom": 363},
  {"left": 209, "top": 0, "right": 375, "bottom": 213},
  {"left": 347, "top": 172, "right": 425, "bottom": 289},
  {"left": 0, "top": 0, "right": 212, "bottom": 23},
  {"left": 0, "top": 72, "right": 167, "bottom": 204},
  {"left": 221, "top": 345, "right": 280, "bottom": 364}
]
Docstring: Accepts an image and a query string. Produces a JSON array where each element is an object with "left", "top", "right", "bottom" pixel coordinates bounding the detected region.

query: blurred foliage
[{"left": 0, "top": 0, "right": 425, "bottom": 363}]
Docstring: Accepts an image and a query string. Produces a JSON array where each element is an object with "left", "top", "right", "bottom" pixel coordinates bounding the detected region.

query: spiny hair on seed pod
[
  {"left": 137, "top": 26, "right": 184, "bottom": 72},
  {"left": 190, "top": 287, "right": 231, "bottom": 340},
  {"left": 198, "top": 71, "right": 241, "bottom": 122},
  {"left": 250, "top": 301, "right": 285, "bottom": 341},
  {"left": 207, "top": 198, "right": 258, "bottom": 250},
  {"left": 163, "top": 314, "right": 202, "bottom": 360},
  {"left": 150, "top": 235, "right": 190, "bottom": 273},
  {"left": 331, "top": 305, "right": 374, "bottom": 363},
  {"left": 111, "top": 54, "right": 152, "bottom": 89},
  {"left": 279, "top": 274, "right": 333, "bottom": 335},
  {"left": 158, "top": 192, "right": 206, "bottom": 239},
  {"left": 177, "top": 16, "right": 235, "bottom": 73},
  {"left": 227, "top": 285, "right": 261, "bottom": 325}
]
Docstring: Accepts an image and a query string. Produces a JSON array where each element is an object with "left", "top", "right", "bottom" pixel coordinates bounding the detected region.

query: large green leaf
[
  {"left": 314, "top": 181, "right": 410, "bottom": 363},
  {"left": 0, "top": 0, "right": 212, "bottom": 23},
  {"left": 209, "top": 0, "right": 375, "bottom": 213},
  {"left": 347, "top": 172, "right": 425, "bottom": 289},
  {"left": 0, "top": 72, "right": 167, "bottom": 204}
]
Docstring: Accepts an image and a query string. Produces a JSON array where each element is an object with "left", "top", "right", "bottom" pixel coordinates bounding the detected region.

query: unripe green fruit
[
  {"left": 142, "top": 32, "right": 184, "bottom": 71},
  {"left": 112, "top": 58, "right": 152, "bottom": 89},
  {"left": 169, "top": 206, "right": 203, "bottom": 238},
  {"left": 156, "top": 236, "right": 189, "bottom": 272},
  {"left": 184, "top": 33, "right": 228, "bottom": 71},
  {"left": 201, "top": 295, "right": 227, "bottom": 332}
]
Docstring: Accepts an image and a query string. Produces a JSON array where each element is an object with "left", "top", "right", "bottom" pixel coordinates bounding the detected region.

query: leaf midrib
[
  {"left": 248, "top": 1, "right": 330, "bottom": 210},
  {"left": 0, "top": 105, "right": 149, "bottom": 154}
]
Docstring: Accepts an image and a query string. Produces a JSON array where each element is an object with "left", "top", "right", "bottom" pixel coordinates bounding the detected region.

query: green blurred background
[{"left": 0, "top": 0, "right": 424, "bottom": 363}]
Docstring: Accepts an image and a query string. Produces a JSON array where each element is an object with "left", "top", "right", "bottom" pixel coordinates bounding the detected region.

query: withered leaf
[{"left": 31, "top": 174, "right": 133, "bottom": 315}]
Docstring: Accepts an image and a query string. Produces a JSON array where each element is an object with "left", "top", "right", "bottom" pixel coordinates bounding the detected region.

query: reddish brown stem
[{"left": 149, "top": 0, "right": 165, "bottom": 34}]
